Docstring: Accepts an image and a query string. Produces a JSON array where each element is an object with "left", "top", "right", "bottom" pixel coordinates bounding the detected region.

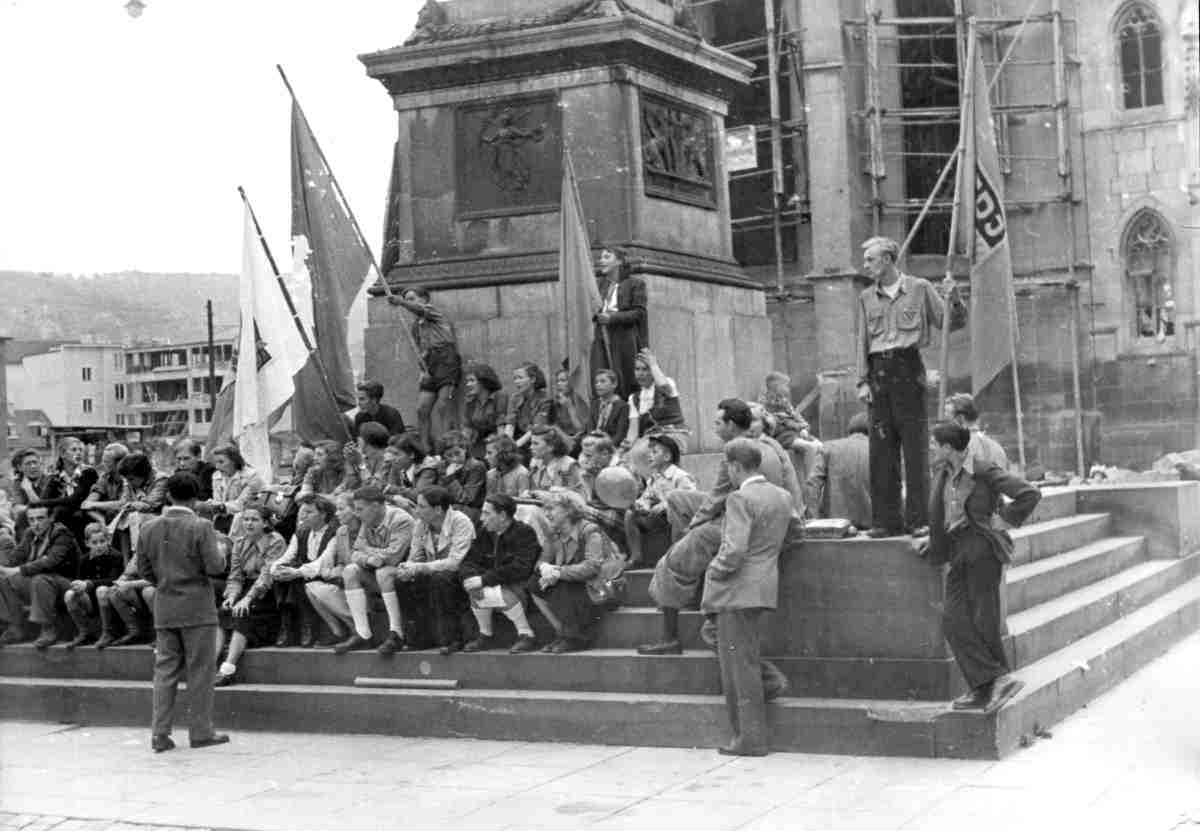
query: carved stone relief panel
[{"left": 640, "top": 91, "right": 716, "bottom": 209}]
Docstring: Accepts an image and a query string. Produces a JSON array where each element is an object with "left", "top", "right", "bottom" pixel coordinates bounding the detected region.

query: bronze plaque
[
  {"left": 456, "top": 94, "right": 561, "bottom": 219},
  {"left": 640, "top": 92, "right": 716, "bottom": 209}
]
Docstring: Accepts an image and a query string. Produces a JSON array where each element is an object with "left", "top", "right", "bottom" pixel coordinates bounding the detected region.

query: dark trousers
[
  {"left": 0, "top": 573, "right": 71, "bottom": 627},
  {"left": 395, "top": 572, "right": 467, "bottom": 647},
  {"left": 943, "top": 529, "right": 1009, "bottom": 691},
  {"left": 716, "top": 608, "right": 769, "bottom": 753},
  {"left": 152, "top": 623, "right": 219, "bottom": 742},
  {"left": 528, "top": 577, "right": 603, "bottom": 640},
  {"left": 867, "top": 351, "right": 929, "bottom": 531}
]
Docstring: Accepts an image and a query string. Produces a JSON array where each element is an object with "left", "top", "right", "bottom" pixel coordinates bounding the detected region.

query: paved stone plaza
[{"left": 2, "top": 633, "right": 1198, "bottom": 831}]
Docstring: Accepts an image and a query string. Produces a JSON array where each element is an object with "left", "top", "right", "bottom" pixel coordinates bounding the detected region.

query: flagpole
[
  {"left": 276, "top": 64, "right": 428, "bottom": 376},
  {"left": 237, "top": 186, "right": 354, "bottom": 443},
  {"left": 938, "top": 30, "right": 972, "bottom": 410}
]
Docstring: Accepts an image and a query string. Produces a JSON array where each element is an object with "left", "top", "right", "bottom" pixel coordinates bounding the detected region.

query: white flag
[{"left": 233, "top": 204, "right": 310, "bottom": 482}]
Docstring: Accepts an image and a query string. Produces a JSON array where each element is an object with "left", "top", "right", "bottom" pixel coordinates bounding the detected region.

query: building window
[
  {"left": 1117, "top": 5, "right": 1164, "bottom": 109},
  {"left": 82, "top": 398, "right": 94, "bottom": 414},
  {"left": 115, "top": 414, "right": 125, "bottom": 426},
  {"left": 114, "top": 384, "right": 125, "bottom": 401},
  {"left": 1124, "top": 209, "right": 1174, "bottom": 339},
  {"left": 81, "top": 366, "right": 93, "bottom": 381},
  {"left": 113, "top": 353, "right": 122, "bottom": 371}
]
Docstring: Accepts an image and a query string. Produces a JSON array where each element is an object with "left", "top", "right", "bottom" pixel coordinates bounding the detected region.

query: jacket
[
  {"left": 12, "top": 522, "right": 80, "bottom": 579},
  {"left": 459, "top": 519, "right": 540, "bottom": 588},
  {"left": 804, "top": 434, "right": 871, "bottom": 527},
  {"left": 588, "top": 395, "right": 630, "bottom": 444},
  {"left": 692, "top": 433, "right": 804, "bottom": 528},
  {"left": 276, "top": 522, "right": 340, "bottom": 576},
  {"left": 137, "top": 506, "right": 225, "bottom": 629},
  {"left": 927, "top": 459, "right": 1041, "bottom": 566},
  {"left": 701, "top": 477, "right": 794, "bottom": 613},
  {"left": 224, "top": 531, "right": 287, "bottom": 602},
  {"left": 76, "top": 546, "right": 125, "bottom": 588}
]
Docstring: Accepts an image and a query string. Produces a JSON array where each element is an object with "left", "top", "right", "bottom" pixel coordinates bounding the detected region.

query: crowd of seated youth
[{"left": 0, "top": 365, "right": 859, "bottom": 682}]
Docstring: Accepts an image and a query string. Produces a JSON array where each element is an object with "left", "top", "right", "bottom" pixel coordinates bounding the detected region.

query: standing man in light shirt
[
  {"left": 856, "top": 235, "right": 966, "bottom": 538},
  {"left": 136, "top": 472, "right": 229, "bottom": 754}
]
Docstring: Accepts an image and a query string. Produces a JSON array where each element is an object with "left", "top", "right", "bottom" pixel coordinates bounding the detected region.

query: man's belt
[{"left": 870, "top": 347, "right": 920, "bottom": 360}]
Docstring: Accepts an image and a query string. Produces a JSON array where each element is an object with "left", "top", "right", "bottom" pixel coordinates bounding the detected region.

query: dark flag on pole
[{"left": 289, "top": 99, "right": 372, "bottom": 440}]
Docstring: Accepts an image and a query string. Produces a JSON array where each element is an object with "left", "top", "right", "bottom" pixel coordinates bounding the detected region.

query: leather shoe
[
  {"left": 33, "top": 627, "right": 58, "bottom": 650},
  {"left": 952, "top": 683, "right": 993, "bottom": 710},
  {"left": 111, "top": 631, "right": 143, "bottom": 647},
  {"left": 549, "top": 637, "right": 588, "bottom": 654},
  {"left": 463, "top": 635, "right": 494, "bottom": 653},
  {"left": 65, "top": 631, "right": 97, "bottom": 650},
  {"left": 315, "top": 632, "right": 342, "bottom": 648},
  {"left": 0, "top": 626, "right": 29, "bottom": 646},
  {"left": 274, "top": 623, "right": 294, "bottom": 648},
  {"left": 190, "top": 733, "right": 231, "bottom": 749},
  {"left": 508, "top": 635, "right": 537, "bottom": 654},
  {"left": 985, "top": 676, "right": 1025, "bottom": 713},
  {"left": 334, "top": 634, "right": 370, "bottom": 655},
  {"left": 151, "top": 734, "right": 176, "bottom": 753},
  {"left": 400, "top": 638, "right": 432, "bottom": 652},
  {"left": 214, "top": 672, "right": 236, "bottom": 688},
  {"left": 636, "top": 640, "right": 683, "bottom": 656},
  {"left": 377, "top": 631, "right": 404, "bottom": 656},
  {"left": 717, "top": 742, "right": 768, "bottom": 757},
  {"left": 438, "top": 642, "right": 462, "bottom": 656},
  {"left": 94, "top": 632, "right": 116, "bottom": 650},
  {"left": 541, "top": 639, "right": 565, "bottom": 653},
  {"left": 299, "top": 623, "right": 317, "bottom": 648},
  {"left": 865, "top": 527, "right": 903, "bottom": 539}
]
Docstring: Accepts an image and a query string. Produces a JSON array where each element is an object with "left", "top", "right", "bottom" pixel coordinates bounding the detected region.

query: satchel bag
[{"left": 586, "top": 531, "right": 629, "bottom": 608}]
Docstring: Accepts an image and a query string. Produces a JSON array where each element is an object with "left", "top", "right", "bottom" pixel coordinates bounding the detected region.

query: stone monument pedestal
[{"left": 359, "top": 0, "right": 767, "bottom": 450}]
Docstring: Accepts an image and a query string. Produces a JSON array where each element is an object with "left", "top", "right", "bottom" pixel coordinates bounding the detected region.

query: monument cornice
[{"left": 360, "top": 14, "right": 753, "bottom": 101}]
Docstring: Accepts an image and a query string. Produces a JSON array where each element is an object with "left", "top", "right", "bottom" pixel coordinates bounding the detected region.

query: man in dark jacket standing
[
  {"left": 0, "top": 504, "right": 80, "bottom": 648},
  {"left": 922, "top": 422, "right": 1041, "bottom": 712},
  {"left": 460, "top": 494, "right": 540, "bottom": 654},
  {"left": 138, "top": 472, "right": 229, "bottom": 753}
]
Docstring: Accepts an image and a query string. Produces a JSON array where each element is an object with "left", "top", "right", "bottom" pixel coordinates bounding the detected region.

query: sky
[{"left": 0, "top": 0, "right": 421, "bottom": 275}]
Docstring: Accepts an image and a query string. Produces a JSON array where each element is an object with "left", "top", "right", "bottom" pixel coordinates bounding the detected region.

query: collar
[
  {"left": 873, "top": 273, "right": 910, "bottom": 297},
  {"left": 162, "top": 506, "right": 196, "bottom": 518},
  {"left": 738, "top": 474, "right": 767, "bottom": 491}
]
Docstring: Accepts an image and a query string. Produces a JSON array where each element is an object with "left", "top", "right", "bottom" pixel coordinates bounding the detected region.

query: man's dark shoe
[
  {"left": 377, "top": 631, "right": 404, "bottom": 656},
  {"left": 550, "top": 637, "right": 589, "bottom": 654},
  {"left": 33, "top": 626, "right": 58, "bottom": 650},
  {"left": 111, "top": 631, "right": 143, "bottom": 647},
  {"left": 299, "top": 622, "right": 317, "bottom": 648},
  {"left": 315, "top": 631, "right": 341, "bottom": 648},
  {"left": 985, "top": 677, "right": 1025, "bottom": 713},
  {"left": 400, "top": 638, "right": 432, "bottom": 652},
  {"left": 508, "top": 635, "right": 537, "bottom": 654},
  {"left": 0, "top": 626, "right": 28, "bottom": 647},
  {"left": 274, "top": 621, "right": 294, "bottom": 648},
  {"left": 151, "top": 734, "right": 176, "bottom": 753},
  {"left": 717, "top": 742, "right": 768, "bottom": 757},
  {"left": 214, "top": 672, "right": 236, "bottom": 688},
  {"left": 463, "top": 635, "right": 494, "bottom": 653},
  {"left": 438, "top": 642, "right": 462, "bottom": 656},
  {"left": 699, "top": 619, "right": 718, "bottom": 651},
  {"left": 94, "top": 631, "right": 116, "bottom": 650},
  {"left": 637, "top": 640, "right": 683, "bottom": 656},
  {"left": 65, "top": 631, "right": 97, "bottom": 650},
  {"left": 541, "top": 639, "right": 565, "bottom": 653},
  {"left": 334, "top": 633, "right": 370, "bottom": 655},
  {"left": 764, "top": 677, "right": 790, "bottom": 702},
  {"left": 865, "top": 527, "right": 903, "bottom": 539},
  {"left": 952, "top": 683, "right": 993, "bottom": 710},
  {"left": 190, "top": 733, "right": 231, "bottom": 749}
]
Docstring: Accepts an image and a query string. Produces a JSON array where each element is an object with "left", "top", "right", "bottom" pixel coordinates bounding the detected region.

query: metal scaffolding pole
[
  {"left": 865, "top": 0, "right": 884, "bottom": 235},
  {"left": 764, "top": 0, "right": 786, "bottom": 295}
]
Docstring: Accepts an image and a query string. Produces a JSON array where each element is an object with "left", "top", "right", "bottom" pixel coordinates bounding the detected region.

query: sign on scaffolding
[{"left": 725, "top": 125, "right": 758, "bottom": 172}]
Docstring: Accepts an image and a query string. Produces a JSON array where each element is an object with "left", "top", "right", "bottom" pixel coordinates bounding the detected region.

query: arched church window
[
  {"left": 1117, "top": 5, "right": 1165, "bottom": 109},
  {"left": 1124, "top": 210, "right": 1174, "bottom": 340}
]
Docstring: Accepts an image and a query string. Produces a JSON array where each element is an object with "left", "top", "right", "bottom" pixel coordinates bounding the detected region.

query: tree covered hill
[{"left": 0, "top": 271, "right": 239, "bottom": 343}]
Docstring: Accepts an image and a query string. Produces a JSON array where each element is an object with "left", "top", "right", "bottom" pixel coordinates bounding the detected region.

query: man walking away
[
  {"left": 702, "top": 439, "right": 793, "bottom": 757},
  {"left": 138, "top": 472, "right": 229, "bottom": 753}
]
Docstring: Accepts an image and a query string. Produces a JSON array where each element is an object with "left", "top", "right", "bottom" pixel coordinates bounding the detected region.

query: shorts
[{"left": 420, "top": 344, "right": 462, "bottom": 393}]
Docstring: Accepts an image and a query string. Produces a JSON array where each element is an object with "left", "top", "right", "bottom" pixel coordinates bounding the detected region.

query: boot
[
  {"left": 95, "top": 598, "right": 117, "bottom": 649},
  {"left": 0, "top": 624, "right": 30, "bottom": 647},
  {"left": 298, "top": 616, "right": 316, "bottom": 649},
  {"left": 636, "top": 608, "right": 682, "bottom": 655},
  {"left": 274, "top": 609, "right": 295, "bottom": 648},
  {"left": 33, "top": 624, "right": 59, "bottom": 650}
]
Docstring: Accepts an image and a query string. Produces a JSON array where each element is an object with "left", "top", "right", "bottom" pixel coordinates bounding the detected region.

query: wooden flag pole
[
  {"left": 238, "top": 186, "right": 354, "bottom": 443},
  {"left": 276, "top": 64, "right": 428, "bottom": 376}
]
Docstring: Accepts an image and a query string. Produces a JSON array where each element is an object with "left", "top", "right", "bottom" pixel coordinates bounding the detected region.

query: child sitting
[{"left": 63, "top": 523, "right": 125, "bottom": 649}]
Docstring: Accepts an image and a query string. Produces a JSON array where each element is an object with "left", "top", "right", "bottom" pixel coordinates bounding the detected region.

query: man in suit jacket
[
  {"left": 0, "top": 504, "right": 80, "bottom": 648},
  {"left": 804, "top": 412, "right": 871, "bottom": 528},
  {"left": 922, "top": 422, "right": 1041, "bottom": 712},
  {"left": 701, "top": 438, "right": 794, "bottom": 757},
  {"left": 138, "top": 472, "right": 229, "bottom": 753}
]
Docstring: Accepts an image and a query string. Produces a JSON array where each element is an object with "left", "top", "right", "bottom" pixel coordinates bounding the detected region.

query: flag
[
  {"left": 233, "top": 205, "right": 310, "bottom": 484},
  {"left": 290, "top": 99, "right": 372, "bottom": 440},
  {"left": 559, "top": 151, "right": 602, "bottom": 411},
  {"left": 958, "top": 42, "right": 1017, "bottom": 395}
]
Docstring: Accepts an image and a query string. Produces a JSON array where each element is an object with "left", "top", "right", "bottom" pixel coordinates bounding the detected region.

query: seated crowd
[{"left": 0, "top": 363, "right": 880, "bottom": 680}]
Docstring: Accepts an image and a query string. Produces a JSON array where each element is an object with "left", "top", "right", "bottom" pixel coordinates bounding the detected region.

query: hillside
[{"left": 0, "top": 271, "right": 239, "bottom": 343}]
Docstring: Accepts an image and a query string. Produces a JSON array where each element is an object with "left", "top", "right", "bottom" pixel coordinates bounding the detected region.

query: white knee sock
[
  {"left": 472, "top": 607, "right": 494, "bottom": 637},
  {"left": 344, "top": 589, "right": 372, "bottom": 639},
  {"left": 502, "top": 603, "right": 534, "bottom": 637},
  {"left": 382, "top": 592, "right": 404, "bottom": 636}
]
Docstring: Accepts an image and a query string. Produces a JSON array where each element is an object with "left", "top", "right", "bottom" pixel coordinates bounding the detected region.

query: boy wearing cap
[{"left": 624, "top": 432, "right": 696, "bottom": 568}]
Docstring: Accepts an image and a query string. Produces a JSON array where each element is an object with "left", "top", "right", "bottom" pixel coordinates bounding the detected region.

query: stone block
[
  {"left": 732, "top": 313, "right": 774, "bottom": 401},
  {"left": 1115, "top": 129, "right": 1145, "bottom": 152},
  {"left": 1153, "top": 142, "right": 1185, "bottom": 172},
  {"left": 484, "top": 315, "right": 552, "bottom": 381},
  {"left": 498, "top": 282, "right": 558, "bottom": 318},
  {"left": 434, "top": 286, "right": 500, "bottom": 321},
  {"left": 652, "top": 306, "right": 700, "bottom": 434},
  {"left": 649, "top": 276, "right": 711, "bottom": 314},
  {"left": 1077, "top": 482, "right": 1200, "bottom": 559},
  {"left": 1117, "top": 148, "right": 1151, "bottom": 177},
  {"left": 1122, "top": 173, "right": 1148, "bottom": 193},
  {"left": 690, "top": 313, "right": 737, "bottom": 453}
]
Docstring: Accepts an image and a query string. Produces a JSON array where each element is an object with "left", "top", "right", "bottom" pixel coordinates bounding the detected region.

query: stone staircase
[{"left": 2, "top": 484, "right": 1199, "bottom": 759}]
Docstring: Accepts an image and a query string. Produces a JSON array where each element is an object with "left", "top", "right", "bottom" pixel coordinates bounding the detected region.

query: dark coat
[
  {"left": 137, "top": 506, "right": 225, "bottom": 629},
  {"left": 38, "top": 467, "right": 100, "bottom": 540},
  {"left": 76, "top": 546, "right": 125, "bottom": 588},
  {"left": 927, "top": 459, "right": 1041, "bottom": 566},
  {"left": 594, "top": 276, "right": 648, "bottom": 399},
  {"left": 12, "top": 522, "right": 80, "bottom": 579},
  {"left": 460, "top": 519, "right": 540, "bottom": 588},
  {"left": 588, "top": 395, "right": 630, "bottom": 445}
]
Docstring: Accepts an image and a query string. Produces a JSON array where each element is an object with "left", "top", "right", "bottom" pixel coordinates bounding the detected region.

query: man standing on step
[
  {"left": 857, "top": 236, "right": 966, "bottom": 538},
  {"left": 702, "top": 438, "right": 793, "bottom": 757},
  {"left": 921, "top": 422, "right": 1040, "bottom": 712},
  {"left": 138, "top": 472, "right": 229, "bottom": 753}
]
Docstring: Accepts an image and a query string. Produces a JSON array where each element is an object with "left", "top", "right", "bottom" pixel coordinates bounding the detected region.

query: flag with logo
[
  {"left": 290, "top": 99, "right": 372, "bottom": 440},
  {"left": 958, "top": 44, "right": 1017, "bottom": 394},
  {"left": 559, "top": 151, "right": 602, "bottom": 411},
  {"left": 233, "top": 205, "right": 311, "bottom": 484}
]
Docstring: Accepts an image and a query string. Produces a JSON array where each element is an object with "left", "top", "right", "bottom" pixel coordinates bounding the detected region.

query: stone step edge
[
  {"left": 1006, "top": 536, "right": 1145, "bottom": 583},
  {"left": 1007, "top": 559, "right": 1178, "bottom": 635}
]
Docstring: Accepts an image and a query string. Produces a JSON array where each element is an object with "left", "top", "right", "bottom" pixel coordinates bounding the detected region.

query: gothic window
[
  {"left": 1117, "top": 5, "right": 1164, "bottom": 109},
  {"left": 1124, "top": 210, "right": 1174, "bottom": 340}
]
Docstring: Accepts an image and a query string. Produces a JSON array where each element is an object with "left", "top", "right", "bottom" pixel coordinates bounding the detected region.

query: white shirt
[
  {"left": 602, "top": 282, "right": 619, "bottom": 314},
  {"left": 738, "top": 474, "right": 768, "bottom": 492},
  {"left": 881, "top": 280, "right": 901, "bottom": 300}
]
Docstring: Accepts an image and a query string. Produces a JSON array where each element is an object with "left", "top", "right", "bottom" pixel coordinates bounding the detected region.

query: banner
[{"left": 559, "top": 151, "right": 602, "bottom": 411}]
